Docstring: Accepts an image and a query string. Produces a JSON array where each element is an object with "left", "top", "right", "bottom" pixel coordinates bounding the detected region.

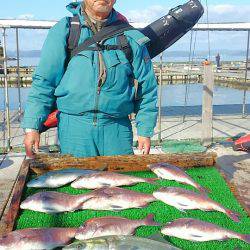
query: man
[{"left": 22, "top": 0, "right": 158, "bottom": 158}]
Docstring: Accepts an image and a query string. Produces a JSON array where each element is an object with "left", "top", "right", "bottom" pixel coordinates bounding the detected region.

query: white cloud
[
  {"left": 208, "top": 4, "right": 250, "bottom": 22},
  {"left": 18, "top": 14, "right": 35, "bottom": 20},
  {"left": 210, "top": 4, "right": 235, "bottom": 15},
  {"left": 126, "top": 4, "right": 250, "bottom": 23},
  {"left": 126, "top": 5, "right": 168, "bottom": 23}
]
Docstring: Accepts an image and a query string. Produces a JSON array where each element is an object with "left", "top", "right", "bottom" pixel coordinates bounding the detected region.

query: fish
[
  {"left": 161, "top": 218, "right": 250, "bottom": 243},
  {"left": 148, "top": 162, "right": 208, "bottom": 193},
  {"left": 75, "top": 214, "right": 160, "bottom": 240},
  {"left": 0, "top": 227, "right": 77, "bottom": 250},
  {"left": 62, "top": 235, "right": 180, "bottom": 250},
  {"left": 80, "top": 187, "right": 157, "bottom": 211},
  {"left": 71, "top": 171, "right": 158, "bottom": 189},
  {"left": 153, "top": 187, "right": 240, "bottom": 222},
  {"left": 27, "top": 168, "right": 97, "bottom": 188},
  {"left": 20, "top": 191, "right": 97, "bottom": 214}
]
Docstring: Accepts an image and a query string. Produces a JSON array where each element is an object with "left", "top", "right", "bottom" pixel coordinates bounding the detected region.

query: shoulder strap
[
  {"left": 70, "top": 20, "right": 134, "bottom": 58},
  {"left": 67, "top": 16, "right": 81, "bottom": 58},
  {"left": 117, "top": 34, "right": 133, "bottom": 63}
]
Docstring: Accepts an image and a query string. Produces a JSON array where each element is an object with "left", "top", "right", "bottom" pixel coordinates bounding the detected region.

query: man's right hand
[{"left": 24, "top": 131, "right": 40, "bottom": 159}]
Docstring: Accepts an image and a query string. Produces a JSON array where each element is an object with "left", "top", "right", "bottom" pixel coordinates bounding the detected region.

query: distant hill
[
  {"left": 7, "top": 50, "right": 41, "bottom": 57},
  {"left": 6, "top": 49, "right": 246, "bottom": 60}
]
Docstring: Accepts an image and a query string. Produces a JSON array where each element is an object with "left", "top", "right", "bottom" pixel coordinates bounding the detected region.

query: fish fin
[
  {"left": 239, "top": 234, "right": 250, "bottom": 244},
  {"left": 190, "top": 234, "right": 203, "bottom": 238},
  {"left": 225, "top": 209, "right": 241, "bottom": 222},
  {"left": 145, "top": 178, "right": 159, "bottom": 184},
  {"left": 197, "top": 185, "right": 210, "bottom": 195},
  {"left": 178, "top": 209, "right": 187, "bottom": 213},
  {"left": 136, "top": 204, "right": 149, "bottom": 209},
  {"left": 176, "top": 203, "right": 189, "bottom": 212},
  {"left": 177, "top": 202, "right": 189, "bottom": 207},
  {"left": 41, "top": 207, "right": 59, "bottom": 213},
  {"left": 143, "top": 214, "right": 160, "bottom": 226},
  {"left": 110, "top": 205, "right": 124, "bottom": 211},
  {"left": 99, "top": 182, "right": 112, "bottom": 187},
  {"left": 78, "top": 197, "right": 97, "bottom": 209}
]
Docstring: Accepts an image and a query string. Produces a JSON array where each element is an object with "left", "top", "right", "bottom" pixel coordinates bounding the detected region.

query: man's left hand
[{"left": 138, "top": 136, "right": 151, "bottom": 154}]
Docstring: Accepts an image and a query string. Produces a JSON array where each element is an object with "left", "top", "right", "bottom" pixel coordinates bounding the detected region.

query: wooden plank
[
  {"left": 30, "top": 152, "right": 217, "bottom": 175},
  {"left": 201, "top": 64, "right": 214, "bottom": 146},
  {"left": 0, "top": 160, "right": 29, "bottom": 235}
]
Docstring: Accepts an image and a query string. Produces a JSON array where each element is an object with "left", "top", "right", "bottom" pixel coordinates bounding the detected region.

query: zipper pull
[{"left": 97, "top": 86, "right": 101, "bottom": 95}]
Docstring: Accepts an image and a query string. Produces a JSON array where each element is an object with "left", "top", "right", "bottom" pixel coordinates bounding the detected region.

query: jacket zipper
[
  {"left": 93, "top": 80, "right": 101, "bottom": 126},
  {"left": 93, "top": 50, "right": 102, "bottom": 126}
]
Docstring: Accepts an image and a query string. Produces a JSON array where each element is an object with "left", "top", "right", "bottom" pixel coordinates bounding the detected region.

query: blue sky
[
  {"left": 1, "top": 0, "right": 250, "bottom": 55},
  {"left": 1, "top": 0, "right": 250, "bottom": 20}
]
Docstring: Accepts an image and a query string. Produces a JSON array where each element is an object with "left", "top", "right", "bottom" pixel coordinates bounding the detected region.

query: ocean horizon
[{"left": 5, "top": 54, "right": 247, "bottom": 67}]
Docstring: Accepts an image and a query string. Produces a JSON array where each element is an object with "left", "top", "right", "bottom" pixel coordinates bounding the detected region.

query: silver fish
[
  {"left": 71, "top": 171, "right": 158, "bottom": 189},
  {"left": 81, "top": 187, "right": 156, "bottom": 211},
  {"left": 153, "top": 187, "right": 240, "bottom": 222},
  {"left": 27, "top": 168, "right": 97, "bottom": 188},
  {"left": 63, "top": 235, "right": 180, "bottom": 250},
  {"left": 20, "top": 191, "right": 96, "bottom": 214},
  {"left": 0, "top": 227, "right": 77, "bottom": 250},
  {"left": 75, "top": 214, "right": 160, "bottom": 240},
  {"left": 148, "top": 163, "right": 207, "bottom": 193},
  {"left": 161, "top": 218, "right": 250, "bottom": 243}
]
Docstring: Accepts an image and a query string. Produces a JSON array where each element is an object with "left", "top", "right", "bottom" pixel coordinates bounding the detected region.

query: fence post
[
  {"left": 2, "top": 28, "right": 11, "bottom": 151},
  {"left": 201, "top": 63, "right": 214, "bottom": 147},
  {"left": 242, "top": 30, "right": 250, "bottom": 117},
  {"left": 158, "top": 53, "right": 163, "bottom": 144},
  {"left": 16, "top": 28, "right": 22, "bottom": 121}
]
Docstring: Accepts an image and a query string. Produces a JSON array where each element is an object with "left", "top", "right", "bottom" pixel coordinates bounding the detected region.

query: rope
[{"left": 182, "top": 30, "right": 194, "bottom": 122}]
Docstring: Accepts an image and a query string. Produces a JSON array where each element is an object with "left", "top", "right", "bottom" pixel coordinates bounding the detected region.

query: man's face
[{"left": 85, "top": 0, "right": 116, "bottom": 14}]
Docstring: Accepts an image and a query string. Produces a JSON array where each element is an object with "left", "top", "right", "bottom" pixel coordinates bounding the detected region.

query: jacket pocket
[{"left": 104, "top": 50, "right": 133, "bottom": 91}]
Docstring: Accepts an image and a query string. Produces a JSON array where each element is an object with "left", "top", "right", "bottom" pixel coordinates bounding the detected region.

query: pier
[{"left": 0, "top": 63, "right": 250, "bottom": 90}]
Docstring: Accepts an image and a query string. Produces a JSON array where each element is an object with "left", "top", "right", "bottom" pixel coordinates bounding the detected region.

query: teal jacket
[{"left": 21, "top": 2, "right": 158, "bottom": 137}]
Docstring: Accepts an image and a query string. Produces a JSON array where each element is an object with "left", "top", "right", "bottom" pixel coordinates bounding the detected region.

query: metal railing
[{"left": 0, "top": 20, "right": 250, "bottom": 151}]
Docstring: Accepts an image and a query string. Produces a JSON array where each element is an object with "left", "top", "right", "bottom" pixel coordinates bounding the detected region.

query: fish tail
[
  {"left": 145, "top": 178, "right": 159, "bottom": 184},
  {"left": 237, "top": 234, "right": 250, "bottom": 243},
  {"left": 225, "top": 209, "right": 241, "bottom": 222},
  {"left": 143, "top": 214, "right": 160, "bottom": 226},
  {"left": 196, "top": 185, "right": 210, "bottom": 195}
]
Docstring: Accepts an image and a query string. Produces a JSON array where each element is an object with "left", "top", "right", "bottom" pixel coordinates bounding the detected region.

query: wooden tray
[{"left": 4, "top": 151, "right": 249, "bottom": 237}]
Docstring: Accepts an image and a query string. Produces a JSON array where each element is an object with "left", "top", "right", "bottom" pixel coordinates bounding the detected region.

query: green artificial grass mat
[
  {"left": 161, "top": 140, "right": 207, "bottom": 154},
  {"left": 15, "top": 167, "right": 250, "bottom": 250}
]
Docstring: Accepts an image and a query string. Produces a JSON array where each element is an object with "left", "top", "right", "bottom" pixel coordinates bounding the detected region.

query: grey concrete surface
[
  {"left": 210, "top": 144, "right": 250, "bottom": 210},
  {"left": 1, "top": 113, "right": 249, "bottom": 149},
  {"left": 0, "top": 152, "right": 26, "bottom": 221}
]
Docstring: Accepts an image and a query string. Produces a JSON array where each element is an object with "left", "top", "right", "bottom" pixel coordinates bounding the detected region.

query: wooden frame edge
[{"left": 0, "top": 160, "right": 30, "bottom": 235}]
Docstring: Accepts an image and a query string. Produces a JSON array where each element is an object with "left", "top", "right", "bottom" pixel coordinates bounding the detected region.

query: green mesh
[{"left": 162, "top": 140, "right": 207, "bottom": 154}]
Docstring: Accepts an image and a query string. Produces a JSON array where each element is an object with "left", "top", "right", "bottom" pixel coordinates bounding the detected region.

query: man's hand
[
  {"left": 24, "top": 131, "right": 40, "bottom": 159},
  {"left": 137, "top": 136, "right": 151, "bottom": 154}
]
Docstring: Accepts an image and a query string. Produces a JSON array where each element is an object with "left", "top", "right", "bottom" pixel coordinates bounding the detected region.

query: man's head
[{"left": 84, "top": 0, "right": 116, "bottom": 19}]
